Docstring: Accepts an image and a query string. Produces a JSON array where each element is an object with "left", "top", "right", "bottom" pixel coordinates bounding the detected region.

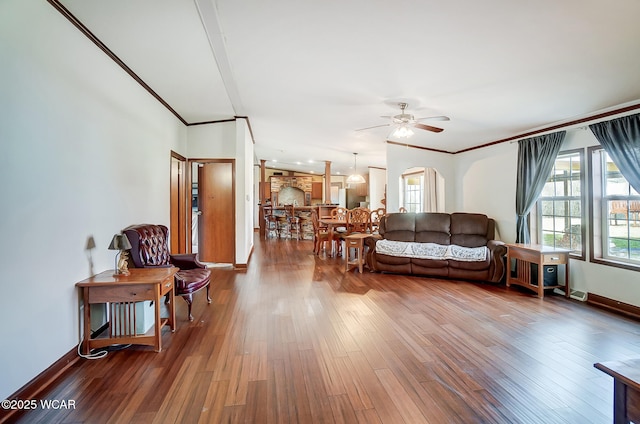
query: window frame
[
  {"left": 401, "top": 170, "right": 424, "bottom": 213},
  {"left": 534, "top": 148, "right": 586, "bottom": 260},
  {"left": 588, "top": 146, "right": 640, "bottom": 271}
]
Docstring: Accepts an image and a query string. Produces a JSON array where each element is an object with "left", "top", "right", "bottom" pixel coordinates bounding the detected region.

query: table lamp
[{"left": 108, "top": 233, "right": 132, "bottom": 276}]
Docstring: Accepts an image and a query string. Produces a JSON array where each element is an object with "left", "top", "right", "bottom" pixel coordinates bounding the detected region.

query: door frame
[
  {"left": 187, "top": 158, "right": 236, "bottom": 264},
  {"left": 170, "top": 151, "right": 188, "bottom": 253}
]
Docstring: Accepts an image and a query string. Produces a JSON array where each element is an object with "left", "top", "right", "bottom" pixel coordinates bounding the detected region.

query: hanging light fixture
[{"left": 346, "top": 152, "right": 366, "bottom": 184}]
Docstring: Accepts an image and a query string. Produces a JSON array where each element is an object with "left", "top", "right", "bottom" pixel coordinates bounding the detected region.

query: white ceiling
[{"left": 58, "top": 0, "right": 640, "bottom": 176}]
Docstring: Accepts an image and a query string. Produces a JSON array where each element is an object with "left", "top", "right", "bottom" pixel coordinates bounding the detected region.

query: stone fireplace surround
[{"left": 270, "top": 176, "right": 312, "bottom": 206}]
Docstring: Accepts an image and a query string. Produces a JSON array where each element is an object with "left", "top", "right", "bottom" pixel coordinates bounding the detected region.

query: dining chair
[
  {"left": 311, "top": 209, "right": 330, "bottom": 254},
  {"left": 369, "top": 207, "right": 386, "bottom": 233},
  {"left": 347, "top": 207, "right": 371, "bottom": 234},
  {"left": 330, "top": 207, "right": 348, "bottom": 255}
]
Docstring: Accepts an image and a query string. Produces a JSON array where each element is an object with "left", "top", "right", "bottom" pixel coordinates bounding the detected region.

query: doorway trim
[
  {"left": 170, "top": 151, "right": 188, "bottom": 253},
  {"left": 187, "top": 158, "right": 236, "bottom": 265}
]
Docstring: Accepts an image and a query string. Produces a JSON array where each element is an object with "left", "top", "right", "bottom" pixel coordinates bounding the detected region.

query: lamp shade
[
  {"left": 346, "top": 173, "right": 366, "bottom": 184},
  {"left": 108, "top": 234, "right": 132, "bottom": 250},
  {"left": 85, "top": 236, "right": 96, "bottom": 250}
]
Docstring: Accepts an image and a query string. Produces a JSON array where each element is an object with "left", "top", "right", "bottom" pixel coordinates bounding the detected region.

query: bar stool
[
  {"left": 285, "top": 204, "right": 301, "bottom": 240},
  {"left": 264, "top": 207, "right": 279, "bottom": 238},
  {"left": 276, "top": 212, "right": 288, "bottom": 238}
]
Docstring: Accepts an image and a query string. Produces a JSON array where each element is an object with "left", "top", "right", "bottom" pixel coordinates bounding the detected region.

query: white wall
[
  {"left": 236, "top": 119, "right": 255, "bottom": 265},
  {"left": 455, "top": 141, "right": 518, "bottom": 241},
  {"left": 386, "top": 143, "right": 456, "bottom": 212},
  {"left": 368, "top": 167, "right": 387, "bottom": 210},
  {"left": 187, "top": 122, "right": 237, "bottom": 158},
  {"left": 186, "top": 120, "right": 254, "bottom": 265},
  {"left": 0, "top": 0, "right": 187, "bottom": 399}
]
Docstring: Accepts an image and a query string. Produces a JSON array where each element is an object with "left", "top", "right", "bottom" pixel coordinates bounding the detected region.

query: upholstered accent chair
[{"left": 123, "top": 224, "right": 211, "bottom": 321}]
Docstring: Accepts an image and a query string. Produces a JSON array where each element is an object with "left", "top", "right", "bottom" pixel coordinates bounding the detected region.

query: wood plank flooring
[{"left": 9, "top": 236, "right": 640, "bottom": 423}]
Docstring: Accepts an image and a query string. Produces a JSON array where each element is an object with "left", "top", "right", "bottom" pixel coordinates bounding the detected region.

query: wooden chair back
[
  {"left": 331, "top": 207, "right": 347, "bottom": 220},
  {"left": 370, "top": 207, "right": 386, "bottom": 233},
  {"left": 347, "top": 207, "right": 371, "bottom": 234}
]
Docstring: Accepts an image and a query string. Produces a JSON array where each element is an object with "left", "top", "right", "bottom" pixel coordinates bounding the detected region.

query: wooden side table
[
  {"left": 506, "top": 243, "right": 571, "bottom": 298},
  {"left": 344, "top": 233, "right": 369, "bottom": 273},
  {"left": 76, "top": 267, "right": 178, "bottom": 354},
  {"left": 595, "top": 359, "right": 640, "bottom": 424}
]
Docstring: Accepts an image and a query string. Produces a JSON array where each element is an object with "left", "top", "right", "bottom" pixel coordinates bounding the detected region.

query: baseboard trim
[
  {"left": 1, "top": 346, "right": 80, "bottom": 424},
  {"left": 587, "top": 293, "right": 640, "bottom": 321}
]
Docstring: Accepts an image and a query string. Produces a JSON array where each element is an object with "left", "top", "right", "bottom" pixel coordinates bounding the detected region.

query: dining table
[{"left": 319, "top": 217, "right": 348, "bottom": 257}]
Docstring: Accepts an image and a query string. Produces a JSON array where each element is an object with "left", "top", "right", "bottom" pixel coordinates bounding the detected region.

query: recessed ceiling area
[{"left": 57, "top": 0, "right": 640, "bottom": 175}]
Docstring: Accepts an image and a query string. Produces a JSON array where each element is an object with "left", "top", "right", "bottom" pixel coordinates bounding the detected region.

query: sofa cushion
[
  {"left": 376, "top": 240, "right": 487, "bottom": 261},
  {"left": 380, "top": 213, "right": 416, "bottom": 242},
  {"left": 376, "top": 240, "right": 447, "bottom": 258},
  {"left": 175, "top": 269, "right": 211, "bottom": 294},
  {"left": 411, "top": 257, "right": 449, "bottom": 269},
  {"left": 375, "top": 254, "right": 412, "bottom": 266},
  {"left": 414, "top": 213, "right": 451, "bottom": 244},
  {"left": 450, "top": 213, "right": 490, "bottom": 247}
]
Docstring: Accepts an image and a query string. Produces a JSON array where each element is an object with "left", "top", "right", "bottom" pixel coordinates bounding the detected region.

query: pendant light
[{"left": 346, "top": 152, "right": 366, "bottom": 184}]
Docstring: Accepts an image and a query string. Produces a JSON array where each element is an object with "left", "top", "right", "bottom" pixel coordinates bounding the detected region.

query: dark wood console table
[
  {"left": 595, "top": 359, "right": 640, "bottom": 424},
  {"left": 76, "top": 267, "right": 178, "bottom": 354}
]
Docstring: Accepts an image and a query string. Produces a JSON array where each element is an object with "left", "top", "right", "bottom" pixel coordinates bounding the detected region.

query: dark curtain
[
  {"left": 589, "top": 113, "right": 640, "bottom": 194},
  {"left": 515, "top": 131, "right": 565, "bottom": 243}
]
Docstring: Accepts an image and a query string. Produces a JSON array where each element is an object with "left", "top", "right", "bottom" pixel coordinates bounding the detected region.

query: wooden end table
[
  {"left": 506, "top": 243, "right": 571, "bottom": 298},
  {"left": 76, "top": 267, "right": 178, "bottom": 354},
  {"left": 344, "top": 233, "right": 369, "bottom": 273},
  {"left": 595, "top": 359, "right": 640, "bottom": 424}
]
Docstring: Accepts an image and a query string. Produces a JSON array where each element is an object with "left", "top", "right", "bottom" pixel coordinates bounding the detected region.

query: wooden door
[{"left": 197, "top": 161, "right": 235, "bottom": 263}]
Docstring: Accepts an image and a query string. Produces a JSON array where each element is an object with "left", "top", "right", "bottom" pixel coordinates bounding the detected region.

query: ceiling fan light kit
[
  {"left": 355, "top": 102, "right": 449, "bottom": 138},
  {"left": 392, "top": 125, "right": 414, "bottom": 138}
]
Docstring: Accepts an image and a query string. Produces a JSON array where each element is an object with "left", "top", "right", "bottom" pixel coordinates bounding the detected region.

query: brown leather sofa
[{"left": 365, "top": 212, "right": 506, "bottom": 283}]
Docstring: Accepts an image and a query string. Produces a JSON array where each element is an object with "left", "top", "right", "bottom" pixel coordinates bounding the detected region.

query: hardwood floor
[{"left": 10, "top": 236, "right": 640, "bottom": 423}]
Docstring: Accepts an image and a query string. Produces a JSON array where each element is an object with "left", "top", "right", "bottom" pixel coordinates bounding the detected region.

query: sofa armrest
[
  {"left": 364, "top": 234, "right": 382, "bottom": 271},
  {"left": 364, "top": 235, "right": 380, "bottom": 250},
  {"left": 486, "top": 240, "right": 507, "bottom": 283},
  {"left": 170, "top": 253, "right": 207, "bottom": 270}
]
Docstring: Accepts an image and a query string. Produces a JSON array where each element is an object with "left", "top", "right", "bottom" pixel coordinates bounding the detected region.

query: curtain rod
[{"left": 505, "top": 105, "right": 640, "bottom": 145}]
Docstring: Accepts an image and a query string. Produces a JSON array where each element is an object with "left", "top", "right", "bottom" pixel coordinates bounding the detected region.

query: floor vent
[{"left": 553, "top": 288, "right": 588, "bottom": 302}]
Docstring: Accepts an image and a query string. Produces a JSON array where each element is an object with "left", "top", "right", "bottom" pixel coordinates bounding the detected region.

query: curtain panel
[
  {"left": 589, "top": 113, "right": 640, "bottom": 194},
  {"left": 515, "top": 131, "right": 566, "bottom": 243}
]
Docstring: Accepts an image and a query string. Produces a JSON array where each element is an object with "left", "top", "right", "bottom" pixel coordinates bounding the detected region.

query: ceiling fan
[{"left": 355, "top": 102, "right": 449, "bottom": 137}]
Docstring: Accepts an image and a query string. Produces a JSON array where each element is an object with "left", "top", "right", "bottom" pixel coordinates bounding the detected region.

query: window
[
  {"left": 536, "top": 150, "right": 584, "bottom": 257},
  {"left": 593, "top": 149, "right": 640, "bottom": 265},
  {"left": 402, "top": 172, "right": 424, "bottom": 213}
]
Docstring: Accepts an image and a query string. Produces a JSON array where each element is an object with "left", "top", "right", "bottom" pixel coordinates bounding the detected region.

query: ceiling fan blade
[
  {"left": 355, "top": 123, "right": 391, "bottom": 131},
  {"left": 414, "top": 123, "right": 444, "bottom": 133},
  {"left": 416, "top": 115, "right": 450, "bottom": 122}
]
